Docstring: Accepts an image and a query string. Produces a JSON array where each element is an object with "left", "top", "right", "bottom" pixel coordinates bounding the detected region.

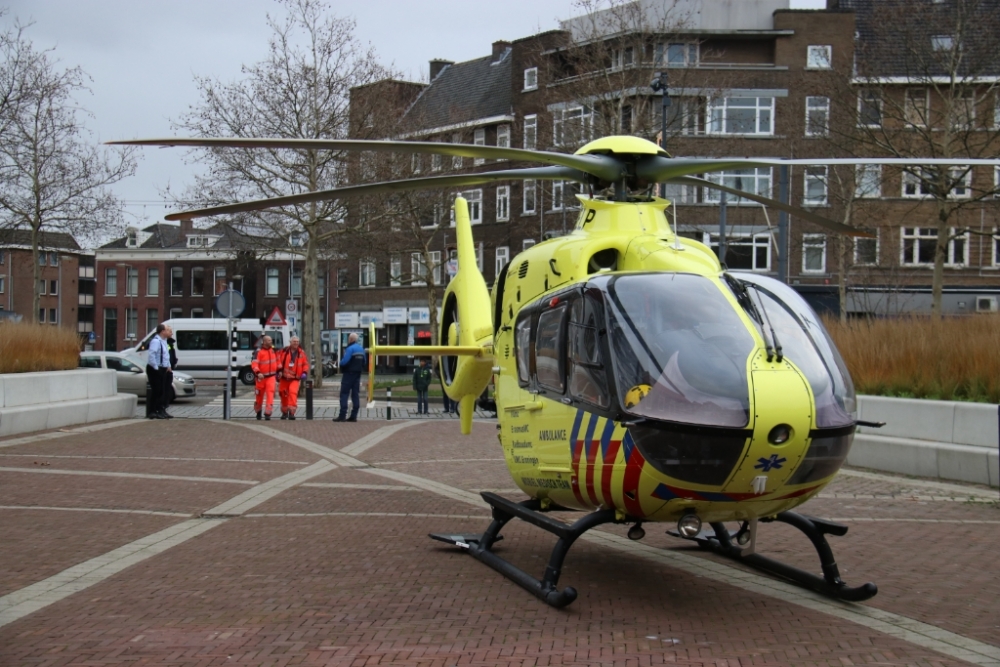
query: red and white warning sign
[{"left": 265, "top": 306, "right": 286, "bottom": 326}]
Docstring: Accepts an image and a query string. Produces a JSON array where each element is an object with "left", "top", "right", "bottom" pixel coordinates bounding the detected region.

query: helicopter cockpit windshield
[
  {"left": 727, "top": 272, "right": 857, "bottom": 428},
  {"left": 604, "top": 273, "right": 755, "bottom": 428}
]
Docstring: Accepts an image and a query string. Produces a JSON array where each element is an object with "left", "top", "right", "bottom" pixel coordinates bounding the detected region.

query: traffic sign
[
  {"left": 285, "top": 299, "right": 298, "bottom": 315},
  {"left": 215, "top": 289, "right": 246, "bottom": 319},
  {"left": 88, "top": 331, "right": 96, "bottom": 343},
  {"left": 266, "top": 306, "right": 286, "bottom": 326}
]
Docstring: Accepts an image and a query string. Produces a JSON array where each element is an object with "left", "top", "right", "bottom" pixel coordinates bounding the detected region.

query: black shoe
[
  {"left": 332, "top": 416, "right": 346, "bottom": 422},
  {"left": 147, "top": 413, "right": 164, "bottom": 420},
  {"left": 280, "top": 413, "right": 288, "bottom": 420},
  {"left": 256, "top": 411, "right": 262, "bottom": 421},
  {"left": 264, "top": 414, "right": 271, "bottom": 421},
  {"left": 159, "top": 410, "right": 173, "bottom": 419},
  {"left": 288, "top": 413, "right": 296, "bottom": 420},
  {"left": 346, "top": 416, "right": 357, "bottom": 422}
]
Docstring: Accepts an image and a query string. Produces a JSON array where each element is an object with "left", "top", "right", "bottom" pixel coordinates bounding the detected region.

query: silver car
[{"left": 79, "top": 351, "right": 197, "bottom": 402}]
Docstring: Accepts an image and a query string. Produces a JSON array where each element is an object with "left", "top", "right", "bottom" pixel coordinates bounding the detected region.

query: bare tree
[
  {"left": 0, "top": 24, "right": 136, "bottom": 323},
  {"left": 172, "top": 0, "right": 393, "bottom": 384},
  {"left": 829, "top": 0, "right": 1000, "bottom": 317}
]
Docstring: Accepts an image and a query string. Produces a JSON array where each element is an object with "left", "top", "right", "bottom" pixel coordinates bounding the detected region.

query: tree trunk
[
  {"left": 930, "top": 202, "right": 949, "bottom": 320},
  {"left": 31, "top": 222, "right": 40, "bottom": 324}
]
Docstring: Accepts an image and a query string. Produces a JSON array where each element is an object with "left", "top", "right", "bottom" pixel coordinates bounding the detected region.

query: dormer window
[
  {"left": 523, "top": 67, "right": 538, "bottom": 91},
  {"left": 125, "top": 228, "right": 138, "bottom": 247},
  {"left": 187, "top": 235, "right": 212, "bottom": 248}
]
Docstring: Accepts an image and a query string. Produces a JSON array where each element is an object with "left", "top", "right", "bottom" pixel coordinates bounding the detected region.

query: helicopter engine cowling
[{"left": 439, "top": 196, "right": 494, "bottom": 434}]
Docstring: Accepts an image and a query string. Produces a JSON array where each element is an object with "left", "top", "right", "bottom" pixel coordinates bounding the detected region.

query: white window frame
[
  {"left": 496, "top": 185, "right": 510, "bottom": 222},
  {"left": 523, "top": 239, "right": 536, "bottom": 251},
  {"left": 805, "top": 96, "right": 830, "bottom": 137},
  {"left": 803, "top": 166, "right": 829, "bottom": 206},
  {"left": 170, "top": 267, "right": 183, "bottom": 297},
  {"left": 707, "top": 96, "right": 774, "bottom": 136},
  {"left": 855, "top": 164, "right": 882, "bottom": 198},
  {"left": 952, "top": 89, "right": 976, "bottom": 130},
  {"left": 411, "top": 153, "right": 421, "bottom": 174},
  {"left": 125, "top": 268, "right": 138, "bottom": 297},
  {"left": 104, "top": 267, "right": 117, "bottom": 296},
  {"left": 476, "top": 242, "right": 484, "bottom": 272},
  {"left": 169, "top": 308, "right": 183, "bottom": 320},
  {"left": 523, "top": 115, "right": 537, "bottom": 150},
  {"left": 854, "top": 231, "right": 880, "bottom": 266},
  {"left": 147, "top": 268, "right": 159, "bottom": 296},
  {"left": 900, "top": 227, "right": 968, "bottom": 267},
  {"left": 49, "top": 279, "right": 58, "bottom": 296},
  {"left": 656, "top": 42, "right": 698, "bottom": 67},
  {"left": 704, "top": 168, "right": 772, "bottom": 205},
  {"left": 992, "top": 227, "right": 1000, "bottom": 268},
  {"left": 429, "top": 250, "right": 442, "bottom": 285},
  {"left": 553, "top": 106, "right": 593, "bottom": 146},
  {"left": 125, "top": 307, "right": 138, "bottom": 340},
  {"left": 496, "top": 125, "right": 510, "bottom": 157},
  {"left": 663, "top": 182, "right": 700, "bottom": 204},
  {"left": 947, "top": 228, "right": 970, "bottom": 266},
  {"left": 552, "top": 181, "right": 564, "bottom": 211},
  {"left": 905, "top": 88, "right": 929, "bottom": 127},
  {"left": 190, "top": 267, "right": 204, "bottom": 297},
  {"left": 190, "top": 308, "right": 204, "bottom": 319},
  {"left": 0, "top": 276, "right": 5, "bottom": 294},
  {"left": 462, "top": 189, "right": 483, "bottom": 224},
  {"left": 451, "top": 133, "right": 462, "bottom": 169},
  {"left": 359, "top": 260, "right": 376, "bottom": 288},
  {"left": 902, "top": 167, "right": 972, "bottom": 199},
  {"left": 38, "top": 279, "right": 46, "bottom": 295},
  {"left": 495, "top": 246, "right": 509, "bottom": 276},
  {"left": 706, "top": 232, "right": 772, "bottom": 271},
  {"left": 431, "top": 152, "right": 442, "bottom": 172},
  {"left": 931, "top": 34, "right": 954, "bottom": 51},
  {"left": 523, "top": 67, "right": 538, "bottom": 91},
  {"left": 806, "top": 45, "right": 832, "bottom": 69},
  {"left": 858, "top": 91, "right": 883, "bottom": 128},
  {"left": 473, "top": 128, "right": 485, "bottom": 166},
  {"left": 390, "top": 255, "right": 402, "bottom": 286},
  {"left": 213, "top": 267, "right": 226, "bottom": 295},
  {"left": 266, "top": 267, "right": 279, "bottom": 296},
  {"left": 802, "top": 234, "right": 827, "bottom": 273},
  {"left": 291, "top": 268, "right": 302, "bottom": 297},
  {"left": 523, "top": 180, "right": 536, "bottom": 214},
  {"left": 411, "top": 252, "right": 427, "bottom": 286}
]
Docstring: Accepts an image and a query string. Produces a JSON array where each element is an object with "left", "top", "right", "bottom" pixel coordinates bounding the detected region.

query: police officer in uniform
[{"left": 333, "top": 332, "right": 365, "bottom": 422}]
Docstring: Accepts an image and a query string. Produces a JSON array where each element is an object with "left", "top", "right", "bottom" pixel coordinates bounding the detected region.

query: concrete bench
[{"left": 0, "top": 370, "right": 136, "bottom": 437}]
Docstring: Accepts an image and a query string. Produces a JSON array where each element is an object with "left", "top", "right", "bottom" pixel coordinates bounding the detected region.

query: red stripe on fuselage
[
  {"left": 600, "top": 439, "right": 622, "bottom": 508},
  {"left": 585, "top": 438, "right": 601, "bottom": 505},
  {"left": 622, "top": 448, "right": 645, "bottom": 518},
  {"left": 570, "top": 438, "right": 587, "bottom": 505}
]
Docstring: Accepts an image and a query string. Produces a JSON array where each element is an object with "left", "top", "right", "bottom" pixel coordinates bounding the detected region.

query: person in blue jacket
[{"left": 334, "top": 332, "right": 366, "bottom": 422}]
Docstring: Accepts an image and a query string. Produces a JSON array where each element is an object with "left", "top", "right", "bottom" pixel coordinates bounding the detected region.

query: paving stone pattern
[{"left": 0, "top": 417, "right": 997, "bottom": 666}]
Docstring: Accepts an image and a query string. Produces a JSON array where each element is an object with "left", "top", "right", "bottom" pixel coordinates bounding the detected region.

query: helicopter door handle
[
  {"left": 549, "top": 259, "right": 561, "bottom": 276},
  {"left": 504, "top": 401, "right": 543, "bottom": 412}
]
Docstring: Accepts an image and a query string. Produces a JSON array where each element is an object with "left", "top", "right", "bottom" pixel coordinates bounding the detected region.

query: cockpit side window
[
  {"left": 515, "top": 313, "right": 533, "bottom": 386},
  {"left": 568, "top": 292, "right": 610, "bottom": 409},
  {"left": 535, "top": 304, "right": 568, "bottom": 393}
]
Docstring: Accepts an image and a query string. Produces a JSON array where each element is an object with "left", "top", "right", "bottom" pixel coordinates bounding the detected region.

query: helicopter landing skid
[
  {"left": 430, "top": 492, "right": 618, "bottom": 608},
  {"left": 674, "top": 511, "right": 878, "bottom": 602}
]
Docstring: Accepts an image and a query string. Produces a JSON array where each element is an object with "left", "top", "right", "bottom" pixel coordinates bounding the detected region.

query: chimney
[
  {"left": 492, "top": 41, "right": 511, "bottom": 62},
  {"left": 179, "top": 219, "right": 194, "bottom": 237},
  {"left": 429, "top": 59, "right": 454, "bottom": 81}
]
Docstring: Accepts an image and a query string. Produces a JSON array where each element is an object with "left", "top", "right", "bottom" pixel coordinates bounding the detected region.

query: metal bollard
[
  {"left": 231, "top": 376, "right": 237, "bottom": 399},
  {"left": 306, "top": 379, "right": 313, "bottom": 420},
  {"left": 387, "top": 386, "right": 392, "bottom": 421},
  {"left": 145, "top": 383, "right": 153, "bottom": 418}
]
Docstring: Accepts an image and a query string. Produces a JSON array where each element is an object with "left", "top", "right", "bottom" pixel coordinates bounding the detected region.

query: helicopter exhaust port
[{"left": 676, "top": 511, "right": 702, "bottom": 538}]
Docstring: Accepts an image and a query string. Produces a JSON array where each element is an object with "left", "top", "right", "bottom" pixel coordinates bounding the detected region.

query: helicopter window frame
[
  {"left": 535, "top": 303, "right": 568, "bottom": 394},
  {"left": 567, "top": 291, "right": 612, "bottom": 410},
  {"left": 514, "top": 311, "right": 535, "bottom": 387}
]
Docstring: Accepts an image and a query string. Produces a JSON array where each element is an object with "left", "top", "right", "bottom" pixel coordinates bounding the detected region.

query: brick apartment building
[
  {"left": 338, "top": 0, "right": 1000, "bottom": 326},
  {"left": 95, "top": 221, "right": 340, "bottom": 352},
  {"left": 0, "top": 230, "right": 89, "bottom": 332}
]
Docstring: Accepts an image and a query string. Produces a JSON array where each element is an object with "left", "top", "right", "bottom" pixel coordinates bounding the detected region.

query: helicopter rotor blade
[
  {"left": 667, "top": 176, "right": 874, "bottom": 238},
  {"left": 107, "top": 137, "right": 625, "bottom": 183},
  {"left": 162, "top": 166, "right": 586, "bottom": 221}
]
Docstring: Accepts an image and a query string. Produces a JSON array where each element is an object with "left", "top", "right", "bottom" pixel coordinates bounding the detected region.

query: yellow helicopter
[{"left": 114, "top": 133, "right": 1000, "bottom": 608}]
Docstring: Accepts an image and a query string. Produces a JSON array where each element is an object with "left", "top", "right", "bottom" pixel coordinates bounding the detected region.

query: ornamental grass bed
[{"left": 0, "top": 321, "right": 80, "bottom": 374}]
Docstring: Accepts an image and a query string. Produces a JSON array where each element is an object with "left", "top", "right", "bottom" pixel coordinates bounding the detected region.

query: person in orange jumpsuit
[
  {"left": 278, "top": 335, "right": 310, "bottom": 420},
  {"left": 251, "top": 335, "right": 280, "bottom": 420}
]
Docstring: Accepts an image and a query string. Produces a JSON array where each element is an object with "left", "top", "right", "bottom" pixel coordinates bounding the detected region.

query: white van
[{"left": 129, "top": 318, "right": 291, "bottom": 385}]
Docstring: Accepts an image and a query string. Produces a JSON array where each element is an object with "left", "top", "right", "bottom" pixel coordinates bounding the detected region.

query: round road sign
[{"left": 215, "top": 289, "right": 246, "bottom": 319}]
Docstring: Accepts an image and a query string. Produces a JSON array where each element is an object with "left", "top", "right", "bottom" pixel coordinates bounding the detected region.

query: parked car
[{"left": 79, "top": 351, "right": 196, "bottom": 402}]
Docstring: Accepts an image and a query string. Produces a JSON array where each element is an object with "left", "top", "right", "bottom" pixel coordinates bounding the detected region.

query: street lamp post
[{"left": 650, "top": 71, "right": 670, "bottom": 199}]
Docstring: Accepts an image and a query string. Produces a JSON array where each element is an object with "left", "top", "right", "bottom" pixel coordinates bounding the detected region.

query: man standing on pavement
[
  {"left": 278, "top": 335, "right": 309, "bottom": 420},
  {"left": 146, "top": 324, "right": 172, "bottom": 419},
  {"left": 412, "top": 357, "right": 432, "bottom": 414},
  {"left": 333, "top": 332, "right": 365, "bottom": 422},
  {"left": 251, "top": 335, "right": 279, "bottom": 420}
]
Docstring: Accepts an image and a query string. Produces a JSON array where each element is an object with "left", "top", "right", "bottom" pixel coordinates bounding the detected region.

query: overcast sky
[{"left": 2, "top": 0, "right": 825, "bottom": 242}]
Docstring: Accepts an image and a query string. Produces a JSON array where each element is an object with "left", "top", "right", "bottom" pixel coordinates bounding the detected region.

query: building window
[
  {"left": 39, "top": 308, "right": 45, "bottom": 323},
  {"left": 905, "top": 88, "right": 928, "bottom": 126},
  {"left": 805, "top": 96, "right": 830, "bottom": 136},
  {"left": 126, "top": 229, "right": 138, "bottom": 247},
  {"left": 523, "top": 180, "right": 536, "bottom": 214},
  {"left": 463, "top": 189, "right": 483, "bottom": 224},
  {"left": 317, "top": 276, "right": 325, "bottom": 298},
  {"left": 214, "top": 267, "right": 226, "bottom": 295},
  {"left": 411, "top": 252, "right": 428, "bottom": 286},
  {"left": 337, "top": 268, "right": 348, "bottom": 289},
  {"left": 125, "top": 268, "right": 138, "bottom": 297},
  {"left": 429, "top": 250, "right": 442, "bottom": 285},
  {"left": 451, "top": 133, "right": 462, "bottom": 169},
  {"left": 953, "top": 89, "right": 976, "bottom": 129},
  {"left": 266, "top": 267, "right": 279, "bottom": 296},
  {"left": 38, "top": 279, "right": 46, "bottom": 295},
  {"left": 147, "top": 268, "right": 159, "bottom": 296},
  {"left": 390, "top": 255, "right": 401, "bottom": 286},
  {"left": 523, "top": 115, "right": 537, "bottom": 150},
  {"left": 495, "top": 246, "right": 509, "bottom": 277},
  {"left": 855, "top": 232, "right": 879, "bottom": 266},
  {"left": 39, "top": 253, "right": 46, "bottom": 265},
  {"left": 523, "top": 66, "right": 538, "bottom": 91},
  {"left": 473, "top": 128, "right": 485, "bottom": 166},
  {"left": 146, "top": 308, "right": 159, "bottom": 334},
  {"left": 858, "top": 91, "right": 882, "bottom": 127},
  {"left": 49, "top": 252, "right": 59, "bottom": 266},
  {"left": 553, "top": 106, "right": 592, "bottom": 146},
  {"left": 171, "top": 267, "right": 183, "bottom": 296},
  {"left": 931, "top": 34, "right": 954, "bottom": 51},
  {"left": 902, "top": 167, "right": 972, "bottom": 199},
  {"left": 169, "top": 307, "right": 183, "bottom": 320},
  {"left": 552, "top": 181, "right": 564, "bottom": 211},
  {"left": 656, "top": 42, "right": 697, "bottom": 66},
  {"left": 707, "top": 97, "right": 774, "bottom": 135},
  {"left": 191, "top": 267, "right": 204, "bottom": 296},
  {"left": 105, "top": 267, "right": 117, "bottom": 296},
  {"left": 187, "top": 235, "right": 212, "bottom": 248},
  {"left": 359, "top": 261, "right": 376, "bottom": 287},
  {"left": 50, "top": 279, "right": 58, "bottom": 296},
  {"left": 0, "top": 250, "right": 5, "bottom": 264},
  {"left": 704, "top": 168, "right": 771, "bottom": 204},
  {"left": 125, "top": 308, "right": 138, "bottom": 340},
  {"left": 496, "top": 125, "right": 510, "bottom": 157},
  {"left": 431, "top": 152, "right": 442, "bottom": 172},
  {"left": 411, "top": 153, "right": 421, "bottom": 174},
  {"left": 191, "top": 308, "right": 204, "bottom": 318},
  {"left": 803, "top": 167, "right": 828, "bottom": 206},
  {"left": 806, "top": 45, "right": 832, "bottom": 69},
  {"left": 948, "top": 229, "right": 969, "bottom": 266},
  {"left": 0, "top": 276, "right": 5, "bottom": 294},
  {"left": 901, "top": 227, "right": 951, "bottom": 266},
  {"left": 49, "top": 308, "right": 57, "bottom": 324},
  {"left": 523, "top": 239, "right": 536, "bottom": 251},
  {"left": 802, "top": 234, "right": 827, "bottom": 273},
  {"left": 663, "top": 182, "right": 700, "bottom": 204},
  {"left": 496, "top": 185, "right": 510, "bottom": 222},
  {"left": 993, "top": 228, "right": 1000, "bottom": 268},
  {"left": 708, "top": 233, "right": 771, "bottom": 271},
  {"left": 290, "top": 268, "right": 302, "bottom": 296},
  {"left": 856, "top": 164, "right": 882, "bottom": 198}
]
